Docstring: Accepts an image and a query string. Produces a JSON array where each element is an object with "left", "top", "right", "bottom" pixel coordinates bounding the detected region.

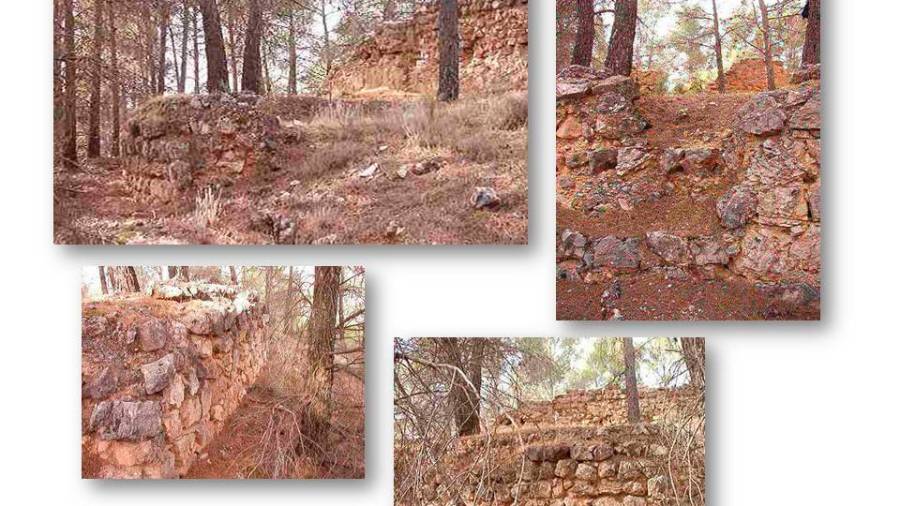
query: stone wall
[
  {"left": 327, "top": 0, "right": 528, "bottom": 97},
  {"left": 81, "top": 281, "right": 267, "bottom": 478},
  {"left": 120, "top": 94, "right": 329, "bottom": 207},
  {"left": 409, "top": 387, "right": 704, "bottom": 506},
  {"left": 495, "top": 387, "right": 703, "bottom": 433},
  {"left": 556, "top": 68, "right": 820, "bottom": 302},
  {"left": 707, "top": 58, "right": 790, "bottom": 92}
]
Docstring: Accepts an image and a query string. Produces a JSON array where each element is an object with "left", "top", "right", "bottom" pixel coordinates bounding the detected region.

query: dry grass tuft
[{"left": 191, "top": 186, "right": 222, "bottom": 229}]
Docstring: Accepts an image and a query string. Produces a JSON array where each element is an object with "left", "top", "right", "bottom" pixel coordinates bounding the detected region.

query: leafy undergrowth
[{"left": 54, "top": 92, "right": 528, "bottom": 245}]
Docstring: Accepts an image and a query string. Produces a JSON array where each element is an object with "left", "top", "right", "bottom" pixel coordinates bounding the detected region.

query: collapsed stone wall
[
  {"left": 495, "top": 387, "right": 703, "bottom": 432},
  {"left": 415, "top": 387, "right": 703, "bottom": 506},
  {"left": 121, "top": 94, "right": 329, "bottom": 207},
  {"left": 556, "top": 65, "right": 820, "bottom": 306},
  {"left": 81, "top": 281, "right": 267, "bottom": 478},
  {"left": 706, "top": 58, "right": 790, "bottom": 92},
  {"left": 327, "top": 0, "right": 528, "bottom": 97}
]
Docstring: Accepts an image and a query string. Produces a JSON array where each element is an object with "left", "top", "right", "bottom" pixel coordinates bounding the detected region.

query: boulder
[
  {"left": 736, "top": 94, "right": 787, "bottom": 136},
  {"left": 616, "top": 147, "right": 651, "bottom": 176},
  {"left": 789, "top": 91, "right": 821, "bottom": 130},
  {"left": 89, "top": 400, "right": 162, "bottom": 441},
  {"left": 137, "top": 319, "right": 168, "bottom": 352},
  {"left": 588, "top": 236, "right": 641, "bottom": 270},
  {"left": 82, "top": 365, "right": 119, "bottom": 400},
  {"left": 717, "top": 186, "right": 758, "bottom": 229},
  {"left": 588, "top": 148, "right": 618, "bottom": 174},
  {"left": 646, "top": 232, "right": 692, "bottom": 266},
  {"left": 681, "top": 148, "right": 721, "bottom": 174},
  {"left": 141, "top": 353, "right": 176, "bottom": 395}
]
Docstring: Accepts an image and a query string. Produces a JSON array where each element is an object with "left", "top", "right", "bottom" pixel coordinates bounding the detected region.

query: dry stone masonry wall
[
  {"left": 81, "top": 281, "right": 267, "bottom": 478},
  {"left": 556, "top": 65, "right": 821, "bottom": 310},
  {"left": 327, "top": 0, "right": 528, "bottom": 96},
  {"left": 419, "top": 388, "right": 703, "bottom": 506}
]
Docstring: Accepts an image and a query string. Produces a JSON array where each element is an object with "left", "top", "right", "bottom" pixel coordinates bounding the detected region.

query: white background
[{"left": 0, "top": 1, "right": 896, "bottom": 504}]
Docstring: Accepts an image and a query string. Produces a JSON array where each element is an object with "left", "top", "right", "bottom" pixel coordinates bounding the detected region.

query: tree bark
[
  {"left": 283, "top": 266, "right": 295, "bottom": 334},
  {"left": 438, "top": 338, "right": 484, "bottom": 436},
  {"left": 229, "top": 266, "right": 239, "bottom": 284},
  {"left": 623, "top": 337, "right": 641, "bottom": 423},
  {"left": 179, "top": 1, "right": 189, "bottom": 93},
  {"left": 167, "top": 266, "right": 178, "bottom": 279},
  {"left": 802, "top": 0, "right": 820, "bottom": 65},
  {"left": 307, "top": 266, "right": 340, "bottom": 456},
  {"left": 88, "top": 0, "right": 103, "bottom": 158},
  {"left": 179, "top": 266, "right": 190, "bottom": 281},
  {"left": 107, "top": 0, "right": 121, "bottom": 157},
  {"left": 604, "top": 0, "right": 638, "bottom": 76},
  {"left": 192, "top": 5, "right": 200, "bottom": 93},
  {"left": 126, "top": 267, "right": 141, "bottom": 292},
  {"left": 62, "top": 0, "right": 78, "bottom": 169},
  {"left": 758, "top": 0, "right": 776, "bottom": 90},
  {"left": 158, "top": 4, "right": 170, "bottom": 94},
  {"left": 680, "top": 337, "right": 706, "bottom": 388},
  {"left": 241, "top": 0, "right": 263, "bottom": 93},
  {"left": 98, "top": 266, "right": 109, "bottom": 295},
  {"left": 198, "top": 0, "right": 230, "bottom": 93},
  {"left": 287, "top": 9, "right": 297, "bottom": 94},
  {"left": 711, "top": 0, "right": 726, "bottom": 93},
  {"left": 437, "top": 0, "right": 460, "bottom": 101},
  {"left": 571, "top": 0, "right": 595, "bottom": 66}
]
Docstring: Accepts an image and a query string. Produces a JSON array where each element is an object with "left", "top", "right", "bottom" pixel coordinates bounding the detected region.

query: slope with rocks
[
  {"left": 401, "top": 386, "right": 704, "bottom": 505},
  {"left": 556, "top": 65, "right": 821, "bottom": 320}
]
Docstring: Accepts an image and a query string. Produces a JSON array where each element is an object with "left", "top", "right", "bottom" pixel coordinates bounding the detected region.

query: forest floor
[
  {"left": 54, "top": 92, "right": 528, "bottom": 245},
  {"left": 556, "top": 92, "right": 819, "bottom": 321},
  {"left": 185, "top": 364, "right": 365, "bottom": 479}
]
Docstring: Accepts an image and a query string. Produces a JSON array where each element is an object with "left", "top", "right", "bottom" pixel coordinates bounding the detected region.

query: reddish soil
[
  {"left": 557, "top": 92, "right": 820, "bottom": 321},
  {"left": 184, "top": 370, "right": 365, "bottom": 479},
  {"left": 557, "top": 274, "right": 819, "bottom": 321}
]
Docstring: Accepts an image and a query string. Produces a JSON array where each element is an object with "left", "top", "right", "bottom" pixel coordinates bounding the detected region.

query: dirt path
[{"left": 184, "top": 371, "right": 364, "bottom": 479}]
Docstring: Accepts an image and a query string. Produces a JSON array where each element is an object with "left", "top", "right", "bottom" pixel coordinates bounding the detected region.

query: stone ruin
[
  {"left": 706, "top": 58, "right": 790, "bottom": 92},
  {"left": 408, "top": 387, "right": 704, "bottom": 506},
  {"left": 81, "top": 280, "right": 267, "bottom": 478},
  {"left": 556, "top": 64, "right": 821, "bottom": 312},
  {"left": 120, "top": 93, "right": 327, "bottom": 207},
  {"left": 327, "top": 0, "right": 528, "bottom": 97}
]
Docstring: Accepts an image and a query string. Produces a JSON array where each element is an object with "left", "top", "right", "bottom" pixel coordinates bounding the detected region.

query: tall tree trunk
[
  {"left": 711, "top": 0, "right": 726, "bottom": 93},
  {"left": 179, "top": 266, "right": 190, "bottom": 281},
  {"left": 62, "top": 0, "right": 78, "bottom": 169},
  {"left": 802, "top": 0, "right": 820, "bottom": 65},
  {"left": 319, "top": 0, "right": 333, "bottom": 97},
  {"left": 198, "top": 0, "right": 230, "bottom": 93},
  {"left": 179, "top": 1, "right": 189, "bottom": 93},
  {"left": 758, "top": 0, "right": 776, "bottom": 90},
  {"left": 158, "top": 5, "right": 170, "bottom": 94},
  {"left": 571, "top": 0, "right": 594, "bottom": 66},
  {"left": 98, "top": 266, "right": 109, "bottom": 295},
  {"left": 167, "top": 266, "right": 178, "bottom": 279},
  {"left": 307, "top": 266, "right": 340, "bottom": 456},
  {"left": 287, "top": 9, "right": 297, "bottom": 94},
  {"left": 680, "top": 338, "right": 706, "bottom": 388},
  {"left": 169, "top": 25, "right": 181, "bottom": 90},
  {"left": 604, "top": 0, "right": 638, "bottom": 76},
  {"left": 87, "top": 0, "right": 103, "bottom": 158},
  {"left": 437, "top": 0, "right": 459, "bottom": 101},
  {"left": 241, "top": 0, "right": 263, "bottom": 93},
  {"left": 229, "top": 266, "right": 239, "bottom": 284},
  {"left": 623, "top": 337, "right": 641, "bottom": 423},
  {"left": 440, "top": 338, "right": 483, "bottom": 436},
  {"left": 283, "top": 266, "right": 295, "bottom": 334},
  {"left": 107, "top": 0, "right": 121, "bottom": 157},
  {"left": 227, "top": 10, "right": 239, "bottom": 92},
  {"left": 126, "top": 267, "right": 141, "bottom": 292},
  {"left": 192, "top": 5, "right": 200, "bottom": 93}
]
